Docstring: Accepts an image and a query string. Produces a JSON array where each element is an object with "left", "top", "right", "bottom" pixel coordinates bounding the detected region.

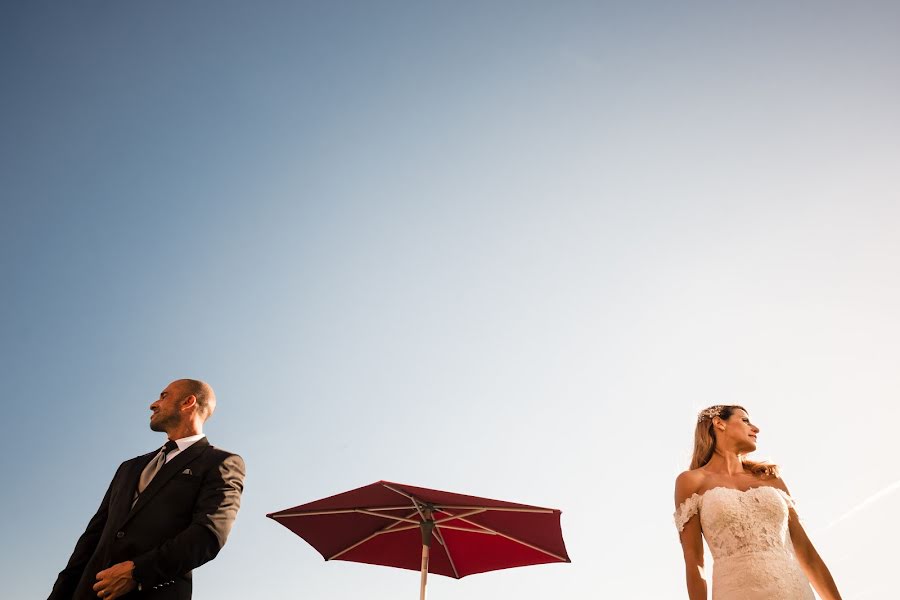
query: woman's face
[{"left": 721, "top": 408, "right": 760, "bottom": 452}]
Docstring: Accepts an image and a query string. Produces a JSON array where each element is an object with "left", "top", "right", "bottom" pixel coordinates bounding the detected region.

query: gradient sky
[{"left": 2, "top": 2, "right": 899, "bottom": 599}]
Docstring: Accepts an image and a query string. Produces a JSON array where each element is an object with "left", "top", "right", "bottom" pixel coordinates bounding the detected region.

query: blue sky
[{"left": 2, "top": 2, "right": 898, "bottom": 598}]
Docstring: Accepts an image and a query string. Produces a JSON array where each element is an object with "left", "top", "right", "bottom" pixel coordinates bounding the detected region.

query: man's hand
[{"left": 93, "top": 561, "right": 137, "bottom": 599}]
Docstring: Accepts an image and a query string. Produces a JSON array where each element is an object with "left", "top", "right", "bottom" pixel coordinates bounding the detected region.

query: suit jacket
[{"left": 49, "top": 438, "right": 245, "bottom": 600}]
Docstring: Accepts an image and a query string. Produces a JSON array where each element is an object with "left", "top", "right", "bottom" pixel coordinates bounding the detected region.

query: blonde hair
[{"left": 691, "top": 405, "right": 779, "bottom": 478}]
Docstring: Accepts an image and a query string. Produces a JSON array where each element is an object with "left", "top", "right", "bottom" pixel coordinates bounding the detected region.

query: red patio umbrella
[{"left": 267, "top": 480, "right": 570, "bottom": 599}]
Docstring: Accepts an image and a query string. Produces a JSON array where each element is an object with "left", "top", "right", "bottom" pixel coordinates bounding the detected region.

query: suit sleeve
[
  {"left": 131, "top": 453, "right": 245, "bottom": 588},
  {"left": 48, "top": 463, "right": 123, "bottom": 600}
]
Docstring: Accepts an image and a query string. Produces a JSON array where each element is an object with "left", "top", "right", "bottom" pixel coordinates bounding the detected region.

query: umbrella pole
[
  {"left": 419, "top": 543, "right": 429, "bottom": 600},
  {"left": 419, "top": 508, "right": 434, "bottom": 600}
]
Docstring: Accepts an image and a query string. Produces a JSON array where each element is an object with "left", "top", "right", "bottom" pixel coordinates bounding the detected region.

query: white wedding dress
[{"left": 674, "top": 486, "right": 814, "bottom": 599}]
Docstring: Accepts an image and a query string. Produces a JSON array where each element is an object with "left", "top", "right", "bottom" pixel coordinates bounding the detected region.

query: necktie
[{"left": 136, "top": 440, "right": 179, "bottom": 499}]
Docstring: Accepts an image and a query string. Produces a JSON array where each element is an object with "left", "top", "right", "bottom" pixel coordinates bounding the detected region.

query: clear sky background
[{"left": 2, "top": 2, "right": 898, "bottom": 599}]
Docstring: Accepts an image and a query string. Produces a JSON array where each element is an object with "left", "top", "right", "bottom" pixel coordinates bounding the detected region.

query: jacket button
[{"left": 116, "top": 531, "right": 125, "bottom": 539}]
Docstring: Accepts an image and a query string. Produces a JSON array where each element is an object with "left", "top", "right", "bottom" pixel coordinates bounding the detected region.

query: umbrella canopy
[{"left": 267, "top": 480, "right": 570, "bottom": 597}]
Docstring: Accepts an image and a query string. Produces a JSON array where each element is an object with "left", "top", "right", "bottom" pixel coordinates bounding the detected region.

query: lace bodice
[
  {"left": 675, "top": 486, "right": 794, "bottom": 559},
  {"left": 674, "top": 486, "right": 814, "bottom": 599}
]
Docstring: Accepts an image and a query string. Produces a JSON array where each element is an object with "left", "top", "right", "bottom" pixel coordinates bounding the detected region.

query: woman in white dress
[{"left": 674, "top": 405, "right": 842, "bottom": 600}]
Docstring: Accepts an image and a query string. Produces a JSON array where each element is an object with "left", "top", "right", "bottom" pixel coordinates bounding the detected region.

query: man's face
[{"left": 149, "top": 381, "right": 185, "bottom": 432}]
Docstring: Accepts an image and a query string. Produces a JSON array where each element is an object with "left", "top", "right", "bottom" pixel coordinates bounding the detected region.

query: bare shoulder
[
  {"left": 766, "top": 475, "right": 791, "bottom": 495},
  {"left": 674, "top": 469, "right": 706, "bottom": 505}
]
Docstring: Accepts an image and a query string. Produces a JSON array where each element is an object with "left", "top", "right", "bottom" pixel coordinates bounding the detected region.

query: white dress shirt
[{"left": 163, "top": 433, "right": 206, "bottom": 463}]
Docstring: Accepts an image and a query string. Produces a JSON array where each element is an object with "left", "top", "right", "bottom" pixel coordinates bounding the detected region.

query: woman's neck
[{"left": 704, "top": 448, "right": 745, "bottom": 476}]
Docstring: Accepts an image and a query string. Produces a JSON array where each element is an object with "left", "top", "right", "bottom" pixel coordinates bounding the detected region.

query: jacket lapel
[
  {"left": 122, "top": 438, "right": 210, "bottom": 524},
  {"left": 110, "top": 452, "right": 157, "bottom": 525}
]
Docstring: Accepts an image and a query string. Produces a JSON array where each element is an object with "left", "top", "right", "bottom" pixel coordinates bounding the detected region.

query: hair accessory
[{"left": 697, "top": 405, "right": 726, "bottom": 424}]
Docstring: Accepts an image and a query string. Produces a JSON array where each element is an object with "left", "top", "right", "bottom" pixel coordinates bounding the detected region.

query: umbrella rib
[
  {"left": 434, "top": 508, "right": 486, "bottom": 524},
  {"left": 433, "top": 509, "right": 497, "bottom": 535},
  {"left": 328, "top": 509, "right": 420, "bottom": 560},
  {"left": 379, "top": 483, "right": 460, "bottom": 567},
  {"left": 433, "top": 524, "right": 496, "bottom": 534},
  {"left": 380, "top": 484, "right": 566, "bottom": 559},
  {"left": 392, "top": 486, "right": 443, "bottom": 546},
  {"left": 381, "top": 482, "right": 429, "bottom": 511},
  {"left": 378, "top": 484, "right": 556, "bottom": 516},
  {"left": 436, "top": 505, "right": 556, "bottom": 513},
  {"left": 407, "top": 496, "right": 447, "bottom": 548},
  {"left": 355, "top": 509, "right": 419, "bottom": 523},
  {"left": 271, "top": 506, "right": 412, "bottom": 518},
  {"left": 434, "top": 509, "right": 569, "bottom": 563},
  {"left": 366, "top": 522, "right": 421, "bottom": 534},
  {"left": 431, "top": 525, "right": 460, "bottom": 579}
]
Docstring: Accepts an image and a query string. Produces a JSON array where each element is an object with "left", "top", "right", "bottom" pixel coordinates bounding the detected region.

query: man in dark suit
[{"left": 49, "top": 379, "right": 245, "bottom": 600}]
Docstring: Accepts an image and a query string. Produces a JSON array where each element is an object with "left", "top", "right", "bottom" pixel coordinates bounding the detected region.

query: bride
[{"left": 674, "top": 405, "right": 842, "bottom": 599}]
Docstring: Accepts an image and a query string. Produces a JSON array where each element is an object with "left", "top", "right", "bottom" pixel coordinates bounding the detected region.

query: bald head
[{"left": 175, "top": 378, "right": 216, "bottom": 421}]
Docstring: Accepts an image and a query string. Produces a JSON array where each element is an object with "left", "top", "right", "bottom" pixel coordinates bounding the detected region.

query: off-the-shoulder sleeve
[{"left": 674, "top": 493, "right": 703, "bottom": 533}]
